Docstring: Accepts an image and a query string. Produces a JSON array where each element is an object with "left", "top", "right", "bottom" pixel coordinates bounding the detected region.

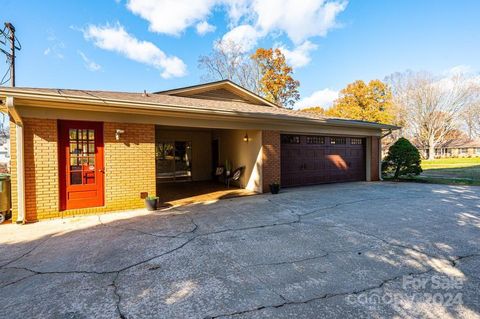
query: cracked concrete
[{"left": 0, "top": 182, "right": 479, "bottom": 318}]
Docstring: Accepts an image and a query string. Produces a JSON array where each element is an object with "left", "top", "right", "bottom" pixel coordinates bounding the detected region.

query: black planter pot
[
  {"left": 269, "top": 184, "right": 280, "bottom": 194},
  {"left": 145, "top": 198, "right": 159, "bottom": 211}
]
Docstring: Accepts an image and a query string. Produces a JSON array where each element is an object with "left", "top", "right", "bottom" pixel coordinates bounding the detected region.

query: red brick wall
[
  {"left": 262, "top": 130, "right": 281, "bottom": 192},
  {"left": 370, "top": 136, "right": 380, "bottom": 181}
]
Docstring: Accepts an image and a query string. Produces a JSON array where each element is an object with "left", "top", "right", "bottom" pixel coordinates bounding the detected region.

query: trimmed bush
[{"left": 382, "top": 137, "right": 422, "bottom": 179}]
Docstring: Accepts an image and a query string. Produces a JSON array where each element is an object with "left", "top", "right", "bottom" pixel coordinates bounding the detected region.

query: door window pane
[
  {"left": 69, "top": 129, "right": 77, "bottom": 140},
  {"left": 70, "top": 171, "right": 82, "bottom": 185}
]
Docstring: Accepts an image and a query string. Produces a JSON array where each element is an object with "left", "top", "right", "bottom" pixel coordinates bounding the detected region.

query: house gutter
[
  {"left": 0, "top": 89, "right": 400, "bottom": 131},
  {"left": 6, "top": 96, "right": 26, "bottom": 224}
]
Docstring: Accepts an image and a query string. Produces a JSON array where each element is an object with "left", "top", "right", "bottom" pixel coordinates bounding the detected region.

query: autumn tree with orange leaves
[
  {"left": 251, "top": 48, "right": 300, "bottom": 107},
  {"left": 328, "top": 80, "right": 394, "bottom": 124}
]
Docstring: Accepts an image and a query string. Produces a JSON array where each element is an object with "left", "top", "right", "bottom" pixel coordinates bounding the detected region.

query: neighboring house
[
  {"left": 0, "top": 80, "right": 397, "bottom": 223},
  {"left": 416, "top": 138, "right": 480, "bottom": 159},
  {"left": 0, "top": 135, "right": 9, "bottom": 173},
  {"left": 0, "top": 140, "right": 9, "bottom": 163}
]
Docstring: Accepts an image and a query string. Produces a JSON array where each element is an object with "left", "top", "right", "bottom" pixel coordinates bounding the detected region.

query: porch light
[
  {"left": 243, "top": 132, "right": 249, "bottom": 142},
  {"left": 115, "top": 129, "right": 125, "bottom": 141}
]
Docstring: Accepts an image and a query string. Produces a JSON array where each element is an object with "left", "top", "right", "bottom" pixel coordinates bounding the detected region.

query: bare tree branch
[
  {"left": 388, "top": 71, "right": 478, "bottom": 159},
  {"left": 198, "top": 40, "right": 261, "bottom": 94}
]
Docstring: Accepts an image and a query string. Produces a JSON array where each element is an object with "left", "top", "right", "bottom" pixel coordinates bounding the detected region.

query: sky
[{"left": 0, "top": 0, "right": 480, "bottom": 111}]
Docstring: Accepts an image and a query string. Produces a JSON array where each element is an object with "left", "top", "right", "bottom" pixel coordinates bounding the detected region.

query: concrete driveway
[{"left": 1, "top": 182, "right": 479, "bottom": 319}]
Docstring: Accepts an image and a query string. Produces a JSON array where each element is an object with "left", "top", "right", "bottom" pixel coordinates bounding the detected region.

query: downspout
[
  {"left": 6, "top": 96, "right": 25, "bottom": 224},
  {"left": 378, "top": 129, "right": 393, "bottom": 181}
]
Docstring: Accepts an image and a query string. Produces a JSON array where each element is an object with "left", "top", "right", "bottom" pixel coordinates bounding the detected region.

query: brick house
[
  {"left": 0, "top": 80, "right": 397, "bottom": 223},
  {"left": 416, "top": 138, "right": 480, "bottom": 158}
]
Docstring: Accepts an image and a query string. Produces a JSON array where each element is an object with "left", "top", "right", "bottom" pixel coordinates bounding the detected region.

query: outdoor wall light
[
  {"left": 115, "top": 129, "right": 125, "bottom": 141},
  {"left": 243, "top": 132, "right": 249, "bottom": 142}
]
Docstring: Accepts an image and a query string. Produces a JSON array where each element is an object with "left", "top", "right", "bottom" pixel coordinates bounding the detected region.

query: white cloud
[
  {"left": 126, "top": 0, "right": 216, "bottom": 36},
  {"left": 83, "top": 23, "right": 186, "bottom": 78},
  {"left": 220, "top": 24, "right": 261, "bottom": 52},
  {"left": 446, "top": 64, "right": 474, "bottom": 76},
  {"left": 252, "top": 0, "right": 347, "bottom": 44},
  {"left": 278, "top": 41, "right": 318, "bottom": 68},
  {"left": 295, "top": 88, "right": 339, "bottom": 109},
  {"left": 196, "top": 21, "right": 216, "bottom": 36},
  {"left": 44, "top": 31, "right": 65, "bottom": 59},
  {"left": 78, "top": 51, "right": 101, "bottom": 72},
  {"left": 125, "top": 0, "right": 347, "bottom": 66}
]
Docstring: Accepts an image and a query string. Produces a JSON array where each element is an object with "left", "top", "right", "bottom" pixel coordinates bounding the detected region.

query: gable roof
[
  {"left": 414, "top": 138, "right": 480, "bottom": 149},
  {"left": 156, "top": 80, "right": 280, "bottom": 108},
  {"left": 442, "top": 138, "right": 480, "bottom": 148}
]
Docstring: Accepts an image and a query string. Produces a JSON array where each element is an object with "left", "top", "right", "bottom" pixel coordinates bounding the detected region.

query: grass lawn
[{"left": 385, "top": 157, "right": 480, "bottom": 186}]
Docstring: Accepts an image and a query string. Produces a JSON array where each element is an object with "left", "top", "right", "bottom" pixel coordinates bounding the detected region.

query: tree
[
  {"left": 0, "top": 112, "right": 8, "bottom": 139},
  {"left": 388, "top": 71, "right": 477, "bottom": 160},
  {"left": 251, "top": 48, "right": 300, "bottom": 107},
  {"left": 462, "top": 102, "right": 480, "bottom": 139},
  {"left": 301, "top": 106, "right": 326, "bottom": 115},
  {"left": 382, "top": 137, "right": 422, "bottom": 179},
  {"left": 326, "top": 80, "right": 394, "bottom": 124},
  {"left": 198, "top": 40, "right": 261, "bottom": 94}
]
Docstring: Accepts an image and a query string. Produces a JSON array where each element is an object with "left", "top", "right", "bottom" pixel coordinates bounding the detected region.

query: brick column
[
  {"left": 370, "top": 136, "right": 380, "bottom": 181},
  {"left": 262, "top": 130, "right": 281, "bottom": 193}
]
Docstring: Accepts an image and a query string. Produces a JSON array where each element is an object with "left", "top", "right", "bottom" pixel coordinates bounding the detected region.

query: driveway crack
[
  {"left": 0, "top": 237, "right": 52, "bottom": 269},
  {"left": 207, "top": 268, "right": 435, "bottom": 318},
  {"left": 97, "top": 216, "right": 178, "bottom": 239},
  {"left": 246, "top": 252, "right": 330, "bottom": 268},
  {"left": 111, "top": 272, "right": 126, "bottom": 319}
]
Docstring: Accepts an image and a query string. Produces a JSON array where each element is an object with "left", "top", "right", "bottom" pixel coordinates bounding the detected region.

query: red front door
[{"left": 59, "top": 120, "right": 104, "bottom": 210}]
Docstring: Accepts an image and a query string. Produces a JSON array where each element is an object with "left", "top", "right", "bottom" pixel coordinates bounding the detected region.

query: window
[
  {"left": 330, "top": 137, "right": 346, "bottom": 145},
  {"left": 350, "top": 138, "right": 363, "bottom": 145},
  {"left": 156, "top": 141, "right": 192, "bottom": 182},
  {"left": 281, "top": 135, "right": 300, "bottom": 144},
  {"left": 459, "top": 148, "right": 468, "bottom": 155},
  {"left": 476, "top": 148, "right": 480, "bottom": 155},
  {"left": 306, "top": 136, "right": 325, "bottom": 144}
]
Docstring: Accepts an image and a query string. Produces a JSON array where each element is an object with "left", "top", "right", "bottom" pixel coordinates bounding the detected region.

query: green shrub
[{"left": 382, "top": 137, "right": 422, "bottom": 179}]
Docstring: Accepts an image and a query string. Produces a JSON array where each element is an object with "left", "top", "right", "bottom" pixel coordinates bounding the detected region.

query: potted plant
[
  {"left": 145, "top": 196, "right": 159, "bottom": 211},
  {"left": 269, "top": 182, "right": 280, "bottom": 194}
]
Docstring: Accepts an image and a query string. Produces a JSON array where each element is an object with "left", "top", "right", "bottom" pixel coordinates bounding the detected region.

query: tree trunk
[
  {"left": 428, "top": 135, "right": 435, "bottom": 160},
  {"left": 428, "top": 145, "right": 435, "bottom": 160},
  {"left": 393, "top": 163, "right": 401, "bottom": 179}
]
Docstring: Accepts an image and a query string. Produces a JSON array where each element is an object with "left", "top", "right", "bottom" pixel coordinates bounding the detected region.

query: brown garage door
[{"left": 281, "top": 135, "right": 366, "bottom": 187}]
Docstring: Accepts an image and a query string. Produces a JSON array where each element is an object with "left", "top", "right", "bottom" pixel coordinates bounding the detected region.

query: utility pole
[{"left": 5, "top": 23, "right": 16, "bottom": 87}]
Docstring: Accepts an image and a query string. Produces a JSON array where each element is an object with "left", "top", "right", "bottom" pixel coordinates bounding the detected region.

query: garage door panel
[{"left": 281, "top": 135, "right": 366, "bottom": 187}]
